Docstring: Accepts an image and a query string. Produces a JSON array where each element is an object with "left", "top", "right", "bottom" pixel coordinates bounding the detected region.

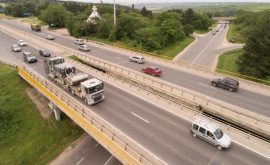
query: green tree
[
  {"left": 97, "top": 20, "right": 111, "bottom": 38},
  {"left": 183, "top": 8, "right": 195, "bottom": 25},
  {"left": 183, "top": 24, "right": 194, "bottom": 36},
  {"left": 39, "top": 4, "right": 72, "bottom": 27},
  {"left": 237, "top": 10, "right": 270, "bottom": 79}
]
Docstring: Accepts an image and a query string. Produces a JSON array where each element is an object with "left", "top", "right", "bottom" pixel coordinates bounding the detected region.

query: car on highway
[
  {"left": 212, "top": 31, "right": 216, "bottom": 35},
  {"left": 11, "top": 44, "right": 21, "bottom": 52},
  {"left": 46, "top": 35, "right": 54, "bottom": 40},
  {"left": 78, "top": 45, "right": 90, "bottom": 51},
  {"left": 129, "top": 56, "right": 145, "bottom": 64},
  {"left": 211, "top": 78, "right": 239, "bottom": 92},
  {"left": 17, "top": 40, "right": 27, "bottom": 46},
  {"left": 216, "top": 29, "right": 219, "bottom": 32},
  {"left": 142, "top": 66, "right": 162, "bottom": 76},
  {"left": 74, "top": 39, "right": 84, "bottom": 45},
  {"left": 190, "top": 116, "right": 232, "bottom": 150},
  {"left": 23, "top": 51, "right": 37, "bottom": 63},
  {"left": 39, "top": 49, "right": 51, "bottom": 57},
  {"left": 228, "top": 39, "right": 236, "bottom": 43}
]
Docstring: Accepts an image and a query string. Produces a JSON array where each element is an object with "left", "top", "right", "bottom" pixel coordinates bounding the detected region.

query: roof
[
  {"left": 193, "top": 116, "right": 219, "bottom": 133},
  {"left": 81, "top": 78, "right": 102, "bottom": 88}
]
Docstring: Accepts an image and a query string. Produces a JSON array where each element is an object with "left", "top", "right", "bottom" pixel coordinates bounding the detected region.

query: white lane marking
[
  {"left": 198, "top": 82, "right": 216, "bottom": 89},
  {"left": 94, "top": 143, "right": 99, "bottom": 148},
  {"left": 104, "top": 155, "right": 113, "bottom": 165},
  {"left": 38, "top": 59, "right": 42, "bottom": 62},
  {"left": 207, "top": 150, "right": 220, "bottom": 165},
  {"left": 191, "top": 36, "right": 215, "bottom": 65},
  {"left": 116, "top": 61, "right": 128, "bottom": 65},
  {"left": 131, "top": 112, "right": 149, "bottom": 123},
  {"left": 114, "top": 57, "right": 121, "bottom": 59},
  {"left": 76, "top": 157, "right": 84, "bottom": 165}
]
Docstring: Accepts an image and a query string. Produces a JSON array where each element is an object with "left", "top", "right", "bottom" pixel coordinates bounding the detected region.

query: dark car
[
  {"left": 23, "top": 51, "right": 37, "bottom": 63},
  {"left": 39, "top": 49, "right": 51, "bottom": 57},
  {"left": 211, "top": 78, "right": 239, "bottom": 92},
  {"left": 142, "top": 66, "right": 162, "bottom": 76},
  {"left": 228, "top": 39, "right": 236, "bottom": 43}
]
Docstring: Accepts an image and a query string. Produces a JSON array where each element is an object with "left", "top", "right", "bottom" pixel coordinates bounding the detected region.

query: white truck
[{"left": 44, "top": 57, "right": 105, "bottom": 105}]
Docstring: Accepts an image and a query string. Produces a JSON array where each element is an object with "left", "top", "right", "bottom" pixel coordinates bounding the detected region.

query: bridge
[{"left": 0, "top": 21, "right": 269, "bottom": 165}]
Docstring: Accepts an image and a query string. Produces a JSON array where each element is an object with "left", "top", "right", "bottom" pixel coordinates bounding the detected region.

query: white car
[
  {"left": 11, "top": 44, "right": 21, "bottom": 52},
  {"left": 129, "top": 56, "right": 145, "bottom": 64},
  {"left": 78, "top": 45, "right": 90, "bottom": 51},
  {"left": 46, "top": 35, "right": 54, "bottom": 40},
  {"left": 74, "top": 39, "right": 84, "bottom": 45},
  {"left": 17, "top": 40, "right": 27, "bottom": 46}
]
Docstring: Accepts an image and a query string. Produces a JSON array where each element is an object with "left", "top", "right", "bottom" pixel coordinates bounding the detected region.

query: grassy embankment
[
  {"left": 0, "top": 13, "right": 17, "bottom": 20},
  {"left": 21, "top": 16, "right": 46, "bottom": 26},
  {"left": 0, "top": 63, "right": 84, "bottom": 165},
  {"left": 226, "top": 24, "right": 246, "bottom": 43}
]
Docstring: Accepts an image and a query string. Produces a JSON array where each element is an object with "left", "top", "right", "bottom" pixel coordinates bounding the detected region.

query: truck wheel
[
  {"left": 212, "top": 82, "right": 217, "bottom": 87},
  {"left": 192, "top": 133, "right": 197, "bottom": 138},
  {"left": 228, "top": 88, "right": 234, "bottom": 92},
  {"left": 217, "top": 145, "right": 223, "bottom": 150}
]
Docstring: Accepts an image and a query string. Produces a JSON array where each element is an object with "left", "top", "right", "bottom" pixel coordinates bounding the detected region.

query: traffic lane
[{"left": 2, "top": 33, "right": 270, "bottom": 165}]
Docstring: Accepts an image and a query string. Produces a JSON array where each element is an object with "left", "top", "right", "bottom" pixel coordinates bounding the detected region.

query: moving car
[
  {"left": 216, "top": 29, "right": 219, "bottom": 32},
  {"left": 17, "top": 40, "right": 27, "bottom": 46},
  {"left": 190, "top": 116, "right": 232, "bottom": 150},
  {"left": 23, "top": 51, "right": 37, "bottom": 63},
  {"left": 39, "top": 49, "right": 51, "bottom": 57},
  {"left": 228, "top": 39, "right": 236, "bottom": 43},
  {"left": 212, "top": 31, "right": 216, "bottom": 35},
  {"left": 211, "top": 78, "right": 239, "bottom": 92},
  {"left": 74, "top": 39, "right": 84, "bottom": 45},
  {"left": 11, "top": 44, "right": 21, "bottom": 52},
  {"left": 46, "top": 35, "right": 54, "bottom": 40},
  {"left": 78, "top": 45, "right": 90, "bottom": 51},
  {"left": 142, "top": 66, "right": 162, "bottom": 76},
  {"left": 129, "top": 56, "right": 145, "bottom": 64}
]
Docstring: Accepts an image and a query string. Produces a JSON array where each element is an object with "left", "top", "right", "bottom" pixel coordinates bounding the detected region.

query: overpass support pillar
[{"left": 48, "top": 101, "right": 61, "bottom": 121}]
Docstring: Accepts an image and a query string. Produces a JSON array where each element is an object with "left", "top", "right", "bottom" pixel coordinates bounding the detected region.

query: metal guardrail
[
  {"left": 1, "top": 22, "right": 269, "bottom": 138},
  {"left": 17, "top": 65, "right": 166, "bottom": 165}
]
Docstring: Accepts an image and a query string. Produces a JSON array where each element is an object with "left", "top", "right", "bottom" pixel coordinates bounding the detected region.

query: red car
[{"left": 142, "top": 66, "right": 162, "bottom": 76}]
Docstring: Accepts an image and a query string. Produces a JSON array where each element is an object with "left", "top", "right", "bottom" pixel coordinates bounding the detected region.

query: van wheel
[
  {"left": 212, "top": 82, "right": 217, "bottom": 87},
  {"left": 192, "top": 133, "right": 197, "bottom": 138},
  {"left": 228, "top": 88, "right": 234, "bottom": 92},
  {"left": 217, "top": 145, "right": 223, "bottom": 150}
]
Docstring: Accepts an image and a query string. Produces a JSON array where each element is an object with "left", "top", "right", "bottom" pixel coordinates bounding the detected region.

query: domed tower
[{"left": 86, "top": 6, "right": 101, "bottom": 23}]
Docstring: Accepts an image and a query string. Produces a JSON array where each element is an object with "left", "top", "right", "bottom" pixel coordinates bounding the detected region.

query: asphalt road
[
  {"left": 1, "top": 19, "right": 269, "bottom": 118},
  {"left": 1, "top": 30, "right": 269, "bottom": 165}
]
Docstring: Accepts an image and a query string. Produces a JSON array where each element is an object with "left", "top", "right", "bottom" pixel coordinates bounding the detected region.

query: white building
[{"left": 86, "top": 6, "right": 101, "bottom": 23}]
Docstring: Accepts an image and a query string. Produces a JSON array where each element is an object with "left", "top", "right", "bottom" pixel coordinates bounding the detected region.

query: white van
[{"left": 190, "top": 116, "right": 232, "bottom": 150}]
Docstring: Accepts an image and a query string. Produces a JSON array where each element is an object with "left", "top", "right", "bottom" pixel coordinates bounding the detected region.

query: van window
[
  {"left": 199, "top": 127, "right": 206, "bottom": 134},
  {"left": 193, "top": 124, "right": 199, "bottom": 130}
]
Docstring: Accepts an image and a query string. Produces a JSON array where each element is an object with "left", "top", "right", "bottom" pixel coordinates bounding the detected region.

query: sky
[{"left": 67, "top": 0, "right": 270, "bottom": 4}]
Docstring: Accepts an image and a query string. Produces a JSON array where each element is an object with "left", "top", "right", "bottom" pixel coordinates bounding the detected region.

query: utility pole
[{"left": 114, "top": 0, "right": 116, "bottom": 27}]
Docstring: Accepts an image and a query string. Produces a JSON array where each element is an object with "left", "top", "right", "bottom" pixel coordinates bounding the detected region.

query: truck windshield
[
  {"left": 214, "top": 129, "right": 223, "bottom": 139},
  {"left": 65, "top": 67, "right": 75, "bottom": 74},
  {"left": 85, "top": 83, "right": 104, "bottom": 94},
  {"left": 52, "top": 59, "right": 64, "bottom": 65}
]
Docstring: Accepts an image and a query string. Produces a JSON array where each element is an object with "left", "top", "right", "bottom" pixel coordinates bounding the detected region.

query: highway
[
  {"left": 1, "top": 28, "right": 269, "bottom": 164},
  {"left": 1, "top": 20, "right": 269, "bottom": 119}
]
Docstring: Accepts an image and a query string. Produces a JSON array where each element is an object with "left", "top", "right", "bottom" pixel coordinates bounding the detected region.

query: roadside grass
[
  {"left": 68, "top": 55, "right": 84, "bottom": 63},
  {"left": 21, "top": 16, "right": 46, "bottom": 26},
  {"left": 227, "top": 24, "right": 245, "bottom": 43},
  {"left": 86, "top": 36, "right": 114, "bottom": 45},
  {"left": 0, "top": 62, "right": 84, "bottom": 165},
  {"left": 0, "top": 13, "right": 17, "bottom": 20},
  {"left": 216, "top": 49, "right": 270, "bottom": 85},
  {"left": 160, "top": 35, "right": 195, "bottom": 58}
]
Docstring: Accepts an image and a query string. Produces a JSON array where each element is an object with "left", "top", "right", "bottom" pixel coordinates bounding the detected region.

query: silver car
[
  {"left": 11, "top": 44, "right": 21, "bottom": 52},
  {"left": 190, "top": 116, "right": 232, "bottom": 150},
  {"left": 74, "top": 39, "right": 84, "bottom": 45},
  {"left": 46, "top": 35, "right": 54, "bottom": 40},
  {"left": 78, "top": 45, "right": 90, "bottom": 51},
  {"left": 23, "top": 51, "right": 37, "bottom": 63},
  {"left": 129, "top": 56, "right": 145, "bottom": 64},
  {"left": 17, "top": 40, "right": 27, "bottom": 46}
]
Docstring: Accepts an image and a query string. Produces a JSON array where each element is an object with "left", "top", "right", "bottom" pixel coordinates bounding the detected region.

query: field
[
  {"left": 226, "top": 24, "right": 246, "bottom": 43},
  {"left": 0, "top": 62, "right": 83, "bottom": 165}
]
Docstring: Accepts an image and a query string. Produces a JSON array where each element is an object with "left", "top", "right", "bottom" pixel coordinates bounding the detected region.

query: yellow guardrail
[{"left": 17, "top": 66, "right": 142, "bottom": 165}]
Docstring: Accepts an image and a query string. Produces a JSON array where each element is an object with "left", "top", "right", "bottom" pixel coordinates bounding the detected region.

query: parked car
[
  {"left": 23, "top": 51, "right": 37, "bottom": 63},
  {"left": 17, "top": 40, "right": 27, "bottom": 46},
  {"left": 39, "top": 49, "right": 51, "bottom": 57},
  {"left": 11, "top": 44, "right": 21, "bottom": 52},
  {"left": 46, "top": 35, "right": 54, "bottom": 40},
  {"left": 129, "top": 56, "right": 145, "bottom": 64},
  {"left": 190, "top": 116, "right": 232, "bottom": 150},
  {"left": 74, "top": 39, "right": 84, "bottom": 45},
  {"left": 78, "top": 45, "right": 90, "bottom": 51},
  {"left": 211, "top": 78, "right": 239, "bottom": 92},
  {"left": 142, "top": 66, "right": 162, "bottom": 76}
]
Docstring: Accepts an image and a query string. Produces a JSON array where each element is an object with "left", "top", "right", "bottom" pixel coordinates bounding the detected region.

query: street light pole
[{"left": 113, "top": 0, "right": 116, "bottom": 26}]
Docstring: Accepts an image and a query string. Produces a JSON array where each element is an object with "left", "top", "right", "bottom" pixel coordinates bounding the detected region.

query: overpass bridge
[
  {"left": 1, "top": 21, "right": 270, "bottom": 165},
  {"left": 212, "top": 17, "right": 237, "bottom": 23}
]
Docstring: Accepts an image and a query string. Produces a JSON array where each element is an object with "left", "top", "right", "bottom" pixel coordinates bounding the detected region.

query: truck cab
[{"left": 31, "top": 24, "right": 41, "bottom": 31}]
